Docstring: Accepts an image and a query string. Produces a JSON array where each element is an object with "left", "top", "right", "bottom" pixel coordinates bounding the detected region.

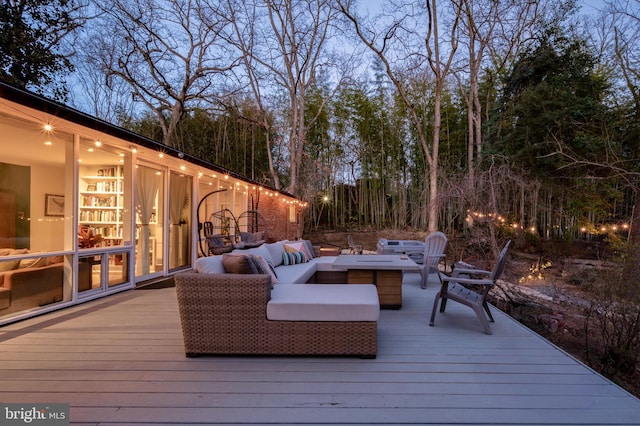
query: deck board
[{"left": 1, "top": 271, "right": 639, "bottom": 425}]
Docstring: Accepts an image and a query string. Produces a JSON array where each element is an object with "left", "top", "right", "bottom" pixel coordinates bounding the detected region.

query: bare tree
[
  {"left": 338, "top": 0, "right": 462, "bottom": 232},
  {"left": 607, "top": 0, "right": 640, "bottom": 115},
  {"left": 574, "top": 1, "right": 640, "bottom": 245},
  {"left": 225, "top": 0, "right": 281, "bottom": 189},
  {"left": 236, "top": 0, "right": 347, "bottom": 195},
  {"left": 601, "top": 0, "right": 640, "bottom": 244},
  {"left": 91, "top": 0, "right": 239, "bottom": 147},
  {"left": 70, "top": 24, "right": 137, "bottom": 123}
]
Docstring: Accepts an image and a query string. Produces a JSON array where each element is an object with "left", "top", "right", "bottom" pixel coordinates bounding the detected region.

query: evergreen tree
[
  {"left": 489, "top": 33, "right": 610, "bottom": 177},
  {"left": 0, "top": 0, "right": 84, "bottom": 100}
]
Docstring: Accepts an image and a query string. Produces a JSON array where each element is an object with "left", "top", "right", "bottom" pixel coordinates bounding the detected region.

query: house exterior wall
[
  {"left": 252, "top": 190, "right": 305, "bottom": 242},
  {"left": 0, "top": 83, "right": 306, "bottom": 325}
]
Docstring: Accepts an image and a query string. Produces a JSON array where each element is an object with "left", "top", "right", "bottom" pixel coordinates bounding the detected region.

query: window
[{"left": 78, "top": 140, "right": 128, "bottom": 249}]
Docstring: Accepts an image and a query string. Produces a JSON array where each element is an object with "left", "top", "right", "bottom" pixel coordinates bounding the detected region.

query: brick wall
[{"left": 249, "top": 189, "right": 305, "bottom": 242}]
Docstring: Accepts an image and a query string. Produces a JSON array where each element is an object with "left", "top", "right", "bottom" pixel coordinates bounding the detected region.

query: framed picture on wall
[{"left": 45, "top": 194, "right": 65, "bottom": 217}]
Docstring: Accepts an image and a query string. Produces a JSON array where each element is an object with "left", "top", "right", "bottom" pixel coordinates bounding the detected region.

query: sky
[{"left": 361, "top": 0, "right": 611, "bottom": 16}]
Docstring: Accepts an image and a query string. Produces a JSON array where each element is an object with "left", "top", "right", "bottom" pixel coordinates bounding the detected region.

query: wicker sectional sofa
[
  {"left": 175, "top": 240, "right": 380, "bottom": 358},
  {"left": 175, "top": 273, "right": 378, "bottom": 358}
]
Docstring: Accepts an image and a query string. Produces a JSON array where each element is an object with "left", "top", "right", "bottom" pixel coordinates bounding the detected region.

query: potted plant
[{"left": 78, "top": 226, "right": 103, "bottom": 248}]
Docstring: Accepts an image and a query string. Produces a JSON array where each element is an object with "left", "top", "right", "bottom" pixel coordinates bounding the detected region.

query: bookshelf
[{"left": 79, "top": 166, "right": 124, "bottom": 247}]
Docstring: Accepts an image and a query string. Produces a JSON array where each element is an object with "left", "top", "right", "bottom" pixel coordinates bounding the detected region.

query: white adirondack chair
[{"left": 419, "top": 231, "right": 448, "bottom": 289}]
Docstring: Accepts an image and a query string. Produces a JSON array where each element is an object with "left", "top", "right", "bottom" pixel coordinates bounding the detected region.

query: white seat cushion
[
  {"left": 273, "top": 262, "right": 316, "bottom": 284},
  {"left": 267, "top": 284, "right": 379, "bottom": 322},
  {"left": 312, "top": 256, "right": 339, "bottom": 271}
]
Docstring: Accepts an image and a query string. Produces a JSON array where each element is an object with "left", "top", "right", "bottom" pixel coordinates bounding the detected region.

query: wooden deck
[{"left": 1, "top": 272, "right": 639, "bottom": 425}]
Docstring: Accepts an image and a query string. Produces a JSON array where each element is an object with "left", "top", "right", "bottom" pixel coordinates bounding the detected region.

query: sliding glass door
[
  {"left": 169, "top": 171, "right": 192, "bottom": 271},
  {"left": 135, "top": 165, "right": 164, "bottom": 279}
]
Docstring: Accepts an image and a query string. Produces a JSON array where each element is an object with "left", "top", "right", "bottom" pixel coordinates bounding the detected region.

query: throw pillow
[
  {"left": 301, "top": 240, "right": 315, "bottom": 259},
  {"left": 284, "top": 241, "right": 313, "bottom": 260},
  {"left": 242, "top": 245, "right": 273, "bottom": 264},
  {"left": 240, "top": 232, "right": 256, "bottom": 243},
  {"left": 265, "top": 241, "right": 288, "bottom": 267},
  {"left": 48, "top": 256, "right": 64, "bottom": 265},
  {"left": 211, "top": 245, "right": 232, "bottom": 255},
  {"left": 0, "top": 248, "right": 27, "bottom": 272},
  {"left": 207, "top": 235, "right": 231, "bottom": 255},
  {"left": 195, "top": 256, "right": 225, "bottom": 274},
  {"left": 222, "top": 253, "right": 259, "bottom": 274},
  {"left": 18, "top": 257, "right": 49, "bottom": 269},
  {"left": 0, "top": 259, "right": 20, "bottom": 272},
  {"left": 233, "top": 241, "right": 246, "bottom": 250},
  {"left": 248, "top": 255, "right": 265, "bottom": 274},
  {"left": 282, "top": 249, "right": 308, "bottom": 266},
  {"left": 255, "top": 255, "right": 279, "bottom": 285}
]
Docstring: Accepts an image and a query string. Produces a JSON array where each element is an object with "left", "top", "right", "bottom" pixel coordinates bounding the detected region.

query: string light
[{"left": 467, "top": 209, "right": 629, "bottom": 235}]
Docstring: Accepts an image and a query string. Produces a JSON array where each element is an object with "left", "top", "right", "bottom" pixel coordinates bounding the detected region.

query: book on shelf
[{"left": 96, "top": 167, "right": 121, "bottom": 177}]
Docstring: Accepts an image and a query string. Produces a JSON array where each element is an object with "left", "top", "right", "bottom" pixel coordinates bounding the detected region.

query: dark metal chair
[{"left": 203, "top": 221, "right": 232, "bottom": 255}]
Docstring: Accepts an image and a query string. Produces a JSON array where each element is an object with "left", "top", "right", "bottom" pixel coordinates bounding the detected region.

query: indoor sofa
[{"left": 0, "top": 254, "right": 64, "bottom": 315}]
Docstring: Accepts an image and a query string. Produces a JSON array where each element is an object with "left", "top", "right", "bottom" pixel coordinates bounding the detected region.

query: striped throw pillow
[{"left": 282, "top": 250, "right": 308, "bottom": 265}]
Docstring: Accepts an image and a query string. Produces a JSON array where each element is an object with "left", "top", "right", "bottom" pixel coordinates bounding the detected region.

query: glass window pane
[
  {"left": 107, "top": 252, "right": 129, "bottom": 287},
  {"left": 79, "top": 254, "right": 102, "bottom": 291},
  {"left": 136, "top": 165, "right": 164, "bottom": 277},
  {"left": 78, "top": 140, "right": 129, "bottom": 249},
  {"left": 0, "top": 114, "right": 71, "bottom": 251},
  {"left": 169, "top": 172, "right": 192, "bottom": 270},
  {"left": 0, "top": 253, "right": 69, "bottom": 317}
]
